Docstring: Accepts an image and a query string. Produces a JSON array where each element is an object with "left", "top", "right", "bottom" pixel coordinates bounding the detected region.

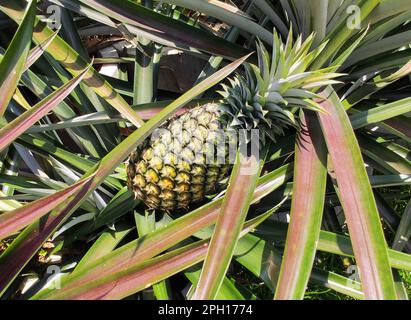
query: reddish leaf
[
  {"left": 0, "top": 175, "right": 95, "bottom": 241},
  {"left": 274, "top": 111, "right": 328, "bottom": 299},
  {"left": 318, "top": 88, "right": 396, "bottom": 299}
]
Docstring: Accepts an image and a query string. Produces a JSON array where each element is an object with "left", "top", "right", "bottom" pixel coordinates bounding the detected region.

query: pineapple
[{"left": 127, "top": 31, "right": 340, "bottom": 211}]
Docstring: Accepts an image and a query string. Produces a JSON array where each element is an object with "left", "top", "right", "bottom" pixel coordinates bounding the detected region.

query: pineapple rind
[{"left": 127, "top": 103, "right": 232, "bottom": 211}]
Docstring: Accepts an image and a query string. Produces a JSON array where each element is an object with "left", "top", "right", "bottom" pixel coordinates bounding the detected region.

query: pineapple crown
[{"left": 218, "top": 29, "right": 342, "bottom": 144}]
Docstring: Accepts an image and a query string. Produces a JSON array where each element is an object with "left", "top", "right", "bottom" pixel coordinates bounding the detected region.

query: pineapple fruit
[{"left": 127, "top": 31, "right": 340, "bottom": 211}]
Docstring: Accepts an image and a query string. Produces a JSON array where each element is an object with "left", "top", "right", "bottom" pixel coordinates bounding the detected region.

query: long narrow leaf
[
  {"left": 311, "top": 0, "right": 381, "bottom": 69},
  {"left": 0, "top": 65, "right": 91, "bottom": 152},
  {"left": 193, "top": 148, "right": 265, "bottom": 299},
  {"left": 274, "top": 111, "right": 327, "bottom": 299},
  {"left": 255, "top": 220, "right": 411, "bottom": 271},
  {"left": 392, "top": 199, "right": 411, "bottom": 252},
  {"left": 0, "top": 174, "right": 95, "bottom": 294},
  {"left": 77, "top": 0, "right": 250, "bottom": 60},
  {"left": 318, "top": 88, "right": 397, "bottom": 299},
  {"left": 0, "top": 174, "right": 95, "bottom": 242},
  {"left": 35, "top": 206, "right": 275, "bottom": 300},
  {"left": 166, "top": 0, "right": 273, "bottom": 44},
  {"left": 0, "top": 0, "right": 145, "bottom": 127},
  {"left": 0, "top": 0, "right": 36, "bottom": 117},
  {"left": 0, "top": 53, "right": 249, "bottom": 295},
  {"left": 23, "top": 28, "right": 60, "bottom": 71},
  {"left": 350, "top": 97, "right": 411, "bottom": 129},
  {"left": 32, "top": 164, "right": 293, "bottom": 298}
]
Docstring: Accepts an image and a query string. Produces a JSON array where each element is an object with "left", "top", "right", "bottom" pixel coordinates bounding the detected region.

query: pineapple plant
[
  {"left": 0, "top": 0, "right": 410, "bottom": 301},
  {"left": 126, "top": 33, "right": 339, "bottom": 211}
]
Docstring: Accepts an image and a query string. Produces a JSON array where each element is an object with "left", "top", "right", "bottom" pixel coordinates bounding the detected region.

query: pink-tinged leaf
[
  {"left": 23, "top": 28, "right": 60, "bottom": 71},
  {"left": 274, "top": 111, "right": 328, "bottom": 300},
  {"left": 0, "top": 174, "right": 95, "bottom": 241},
  {"left": 0, "top": 0, "right": 145, "bottom": 128},
  {"left": 31, "top": 164, "right": 293, "bottom": 299},
  {"left": 45, "top": 240, "right": 210, "bottom": 300},
  {"left": 36, "top": 205, "right": 276, "bottom": 300},
  {"left": 0, "top": 64, "right": 91, "bottom": 152},
  {"left": 0, "top": 0, "right": 36, "bottom": 117},
  {"left": 0, "top": 174, "right": 95, "bottom": 294},
  {"left": 193, "top": 149, "right": 264, "bottom": 300},
  {"left": 0, "top": 53, "right": 250, "bottom": 296},
  {"left": 318, "top": 87, "right": 397, "bottom": 299}
]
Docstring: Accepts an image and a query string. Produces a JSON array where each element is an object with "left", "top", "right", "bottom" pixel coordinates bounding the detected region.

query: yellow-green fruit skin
[{"left": 126, "top": 104, "right": 232, "bottom": 212}]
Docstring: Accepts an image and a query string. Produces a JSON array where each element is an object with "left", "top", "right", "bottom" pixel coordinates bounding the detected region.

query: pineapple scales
[{"left": 126, "top": 31, "right": 340, "bottom": 211}]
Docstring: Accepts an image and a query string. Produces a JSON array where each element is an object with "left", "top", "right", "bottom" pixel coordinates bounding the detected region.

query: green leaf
[
  {"left": 49, "top": 187, "right": 139, "bottom": 256},
  {"left": 309, "top": 0, "right": 328, "bottom": 45},
  {"left": 368, "top": 0, "right": 411, "bottom": 23},
  {"left": 255, "top": 220, "right": 411, "bottom": 271},
  {"left": 0, "top": 0, "right": 145, "bottom": 127},
  {"left": 343, "top": 61, "right": 411, "bottom": 110},
  {"left": 77, "top": 0, "right": 250, "bottom": 60},
  {"left": 252, "top": 0, "right": 289, "bottom": 38},
  {"left": 0, "top": 175, "right": 94, "bottom": 242},
  {"left": 358, "top": 134, "right": 411, "bottom": 174},
  {"left": 311, "top": 0, "right": 381, "bottom": 69},
  {"left": 18, "top": 66, "right": 106, "bottom": 157},
  {"left": 166, "top": 0, "right": 274, "bottom": 44},
  {"left": 330, "top": 27, "right": 368, "bottom": 69},
  {"left": 343, "top": 32, "right": 411, "bottom": 69},
  {"left": 73, "top": 223, "right": 135, "bottom": 275},
  {"left": 0, "top": 190, "right": 22, "bottom": 211},
  {"left": 392, "top": 199, "right": 411, "bottom": 252},
  {"left": 364, "top": 10, "right": 411, "bottom": 44},
  {"left": 350, "top": 97, "right": 411, "bottom": 129},
  {"left": 134, "top": 211, "right": 171, "bottom": 300},
  {"left": 0, "top": 53, "right": 249, "bottom": 297},
  {"left": 0, "top": 0, "right": 36, "bottom": 117},
  {"left": 24, "top": 28, "right": 60, "bottom": 71},
  {"left": 235, "top": 232, "right": 365, "bottom": 299},
  {"left": 0, "top": 64, "right": 91, "bottom": 152},
  {"left": 15, "top": 135, "right": 122, "bottom": 190}
]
